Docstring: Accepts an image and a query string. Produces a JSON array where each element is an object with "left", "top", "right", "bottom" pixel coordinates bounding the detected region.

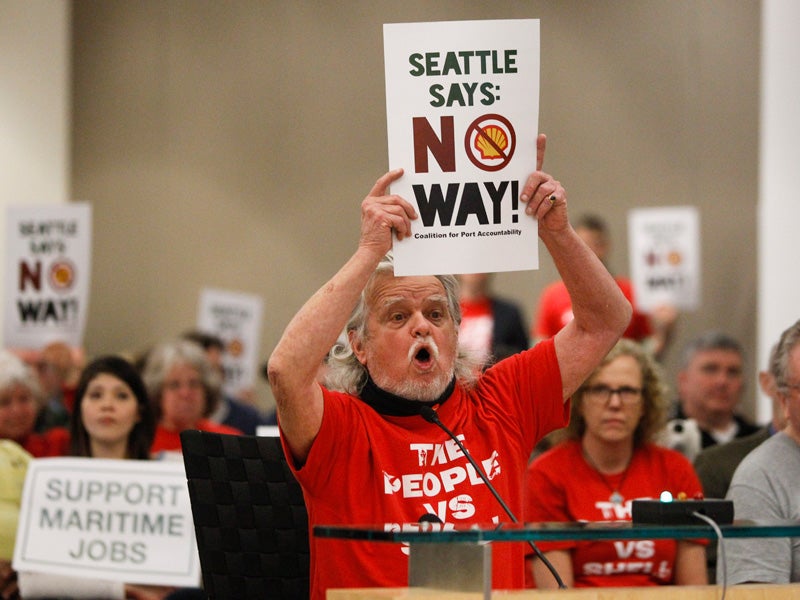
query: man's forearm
[
  {"left": 541, "top": 225, "right": 630, "bottom": 334},
  {"left": 267, "top": 246, "right": 385, "bottom": 463},
  {"left": 541, "top": 224, "right": 631, "bottom": 397},
  {"left": 269, "top": 247, "right": 382, "bottom": 391}
]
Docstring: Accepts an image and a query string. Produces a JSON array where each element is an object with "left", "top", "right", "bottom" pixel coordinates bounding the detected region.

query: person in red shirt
[
  {"left": 0, "top": 350, "right": 69, "bottom": 458},
  {"left": 268, "top": 134, "right": 633, "bottom": 599},
  {"left": 533, "top": 214, "right": 677, "bottom": 361},
  {"left": 457, "top": 272, "right": 529, "bottom": 368},
  {"left": 525, "top": 339, "right": 707, "bottom": 588},
  {"left": 141, "top": 339, "right": 242, "bottom": 456}
]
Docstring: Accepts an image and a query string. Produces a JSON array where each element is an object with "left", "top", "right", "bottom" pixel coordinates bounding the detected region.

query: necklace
[{"left": 582, "top": 448, "right": 633, "bottom": 506}]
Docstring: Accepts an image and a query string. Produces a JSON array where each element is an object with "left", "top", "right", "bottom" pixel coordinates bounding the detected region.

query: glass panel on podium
[{"left": 315, "top": 519, "right": 800, "bottom": 598}]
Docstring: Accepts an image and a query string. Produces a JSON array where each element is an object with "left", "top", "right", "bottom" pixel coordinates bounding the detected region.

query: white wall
[
  {"left": 0, "top": 0, "right": 70, "bottom": 346},
  {"left": 757, "top": 0, "right": 800, "bottom": 423}
]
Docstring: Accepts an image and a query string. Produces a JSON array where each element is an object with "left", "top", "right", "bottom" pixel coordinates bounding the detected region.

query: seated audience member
[
  {"left": 721, "top": 319, "right": 800, "bottom": 585},
  {"left": 0, "top": 350, "right": 69, "bottom": 457},
  {"left": 267, "top": 135, "right": 632, "bottom": 599},
  {"left": 142, "top": 339, "right": 242, "bottom": 455},
  {"left": 0, "top": 440, "right": 31, "bottom": 600},
  {"left": 17, "top": 355, "right": 201, "bottom": 599},
  {"left": 457, "top": 273, "right": 529, "bottom": 368},
  {"left": 693, "top": 345, "right": 785, "bottom": 583},
  {"left": 669, "top": 331, "right": 759, "bottom": 456},
  {"left": 532, "top": 213, "right": 677, "bottom": 361},
  {"left": 69, "top": 355, "right": 156, "bottom": 459},
  {"left": 694, "top": 343, "right": 785, "bottom": 500},
  {"left": 181, "top": 330, "right": 274, "bottom": 435},
  {"left": 526, "top": 339, "right": 707, "bottom": 588},
  {"left": 32, "top": 341, "right": 84, "bottom": 432}
]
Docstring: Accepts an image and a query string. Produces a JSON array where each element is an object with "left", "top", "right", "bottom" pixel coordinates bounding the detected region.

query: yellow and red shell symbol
[
  {"left": 667, "top": 251, "right": 683, "bottom": 266},
  {"left": 49, "top": 259, "right": 76, "bottom": 291},
  {"left": 464, "top": 114, "right": 516, "bottom": 172},
  {"left": 227, "top": 338, "right": 244, "bottom": 358},
  {"left": 474, "top": 125, "right": 508, "bottom": 159}
]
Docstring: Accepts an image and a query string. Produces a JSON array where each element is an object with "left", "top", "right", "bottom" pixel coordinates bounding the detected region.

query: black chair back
[{"left": 180, "top": 430, "right": 309, "bottom": 599}]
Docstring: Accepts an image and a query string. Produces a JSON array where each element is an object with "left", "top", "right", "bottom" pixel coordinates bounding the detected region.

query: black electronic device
[{"left": 632, "top": 498, "right": 734, "bottom": 525}]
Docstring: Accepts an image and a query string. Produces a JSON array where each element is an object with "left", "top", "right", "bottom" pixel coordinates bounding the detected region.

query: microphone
[
  {"left": 419, "top": 405, "right": 567, "bottom": 589},
  {"left": 418, "top": 513, "right": 443, "bottom": 524}
]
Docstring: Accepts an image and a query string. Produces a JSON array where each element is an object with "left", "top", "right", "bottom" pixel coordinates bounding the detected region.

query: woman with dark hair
[
  {"left": 69, "top": 355, "right": 155, "bottom": 460},
  {"left": 66, "top": 355, "right": 201, "bottom": 599},
  {"left": 525, "top": 339, "right": 707, "bottom": 588}
]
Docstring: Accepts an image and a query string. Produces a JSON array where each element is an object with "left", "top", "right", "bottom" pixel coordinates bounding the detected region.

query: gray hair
[
  {"left": 141, "top": 339, "right": 222, "bottom": 420},
  {"left": 566, "top": 339, "right": 670, "bottom": 446},
  {"left": 325, "top": 254, "right": 481, "bottom": 395},
  {"left": 0, "top": 350, "right": 43, "bottom": 406},
  {"left": 679, "top": 331, "right": 744, "bottom": 370},
  {"left": 773, "top": 320, "right": 800, "bottom": 388}
]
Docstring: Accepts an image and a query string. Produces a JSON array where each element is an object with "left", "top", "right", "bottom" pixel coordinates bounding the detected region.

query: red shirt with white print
[{"left": 285, "top": 339, "right": 567, "bottom": 600}]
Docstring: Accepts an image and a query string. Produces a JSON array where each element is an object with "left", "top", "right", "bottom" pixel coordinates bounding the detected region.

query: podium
[{"left": 315, "top": 520, "right": 800, "bottom": 599}]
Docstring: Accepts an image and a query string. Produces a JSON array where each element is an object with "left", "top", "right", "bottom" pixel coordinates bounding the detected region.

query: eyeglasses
[
  {"left": 163, "top": 378, "right": 203, "bottom": 393},
  {"left": 583, "top": 384, "right": 643, "bottom": 405},
  {"left": 779, "top": 381, "right": 800, "bottom": 397}
]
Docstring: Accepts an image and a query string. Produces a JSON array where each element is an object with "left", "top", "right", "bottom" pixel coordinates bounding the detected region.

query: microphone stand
[{"left": 420, "top": 406, "right": 567, "bottom": 589}]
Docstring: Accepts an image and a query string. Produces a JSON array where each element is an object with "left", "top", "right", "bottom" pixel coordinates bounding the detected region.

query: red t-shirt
[
  {"left": 18, "top": 427, "right": 70, "bottom": 457},
  {"left": 286, "top": 339, "right": 567, "bottom": 600},
  {"left": 525, "top": 440, "right": 704, "bottom": 587},
  {"left": 459, "top": 297, "right": 494, "bottom": 363},
  {"left": 534, "top": 277, "right": 651, "bottom": 342},
  {"left": 150, "top": 419, "right": 242, "bottom": 454}
]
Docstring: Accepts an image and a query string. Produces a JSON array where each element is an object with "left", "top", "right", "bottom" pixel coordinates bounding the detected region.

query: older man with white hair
[{"left": 268, "top": 135, "right": 632, "bottom": 599}]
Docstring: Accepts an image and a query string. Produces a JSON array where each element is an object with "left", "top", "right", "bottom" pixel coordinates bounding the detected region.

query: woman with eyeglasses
[
  {"left": 141, "top": 339, "right": 242, "bottom": 457},
  {"left": 524, "top": 339, "right": 707, "bottom": 588}
]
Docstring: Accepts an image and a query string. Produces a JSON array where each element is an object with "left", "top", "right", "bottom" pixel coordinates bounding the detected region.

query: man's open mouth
[{"left": 415, "top": 347, "right": 431, "bottom": 363}]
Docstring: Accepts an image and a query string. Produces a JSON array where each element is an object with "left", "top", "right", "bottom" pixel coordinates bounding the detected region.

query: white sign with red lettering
[
  {"left": 3, "top": 203, "right": 92, "bottom": 349},
  {"left": 196, "top": 287, "right": 263, "bottom": 399},
  {"left": 628, "top": 206, "right": 701, "bottom": 311}
]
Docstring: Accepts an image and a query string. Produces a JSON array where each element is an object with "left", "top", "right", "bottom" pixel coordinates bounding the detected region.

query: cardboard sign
[
  {"left": 3, "top": 203, "right": 92, "bottom": 348},
  {"left": 384, "top": 19, "right": 540, "bottom": 275},
  {"left": 628, "top": 206, "right": 700, "bottom": 311},
  {"left": 196, "top": 287, "right": 263, "bottom": 398},
  {"left": 13, "top": 458, "right": 200, "bottom": 587}
]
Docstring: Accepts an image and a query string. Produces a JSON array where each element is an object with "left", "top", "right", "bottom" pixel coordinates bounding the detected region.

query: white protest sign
[
  {"left": 384, "top": 19, "right": 540, "bottom": 276},
  {"left": 197, "top": 287, "right": 263, "bottom": 398},
  {"left": 3, "top": 203, "right": 92, "bottom": 349},
  {"left": 628, "top": 206, "right": 701, "bottom": 312},
  {"left": 13, "top": 458, "right": 200, "bottom": 587}
]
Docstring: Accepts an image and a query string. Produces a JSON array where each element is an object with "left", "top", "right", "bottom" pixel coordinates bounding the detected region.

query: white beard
[
  {"left": 369, "top": 336, "right": 454, "bottom": 402},
  {"left": 372, "top": 368, "right": 453, "bottom": 402}
]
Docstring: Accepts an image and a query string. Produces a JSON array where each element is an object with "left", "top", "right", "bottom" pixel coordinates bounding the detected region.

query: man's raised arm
[
  {"left": 520, "top": 135, "right": 632, "bottom": 399},
  {"left": 267, "top": 169, "right": 416, "bottom": 464}
]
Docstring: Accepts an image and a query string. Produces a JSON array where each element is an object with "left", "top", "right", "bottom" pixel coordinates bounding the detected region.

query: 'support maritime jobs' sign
[
  {"left": 384, "top": 19, "right": 541, "bottom": 276},
  {"left": 13, "top": 458, "right": 200, "bottom": 587}
]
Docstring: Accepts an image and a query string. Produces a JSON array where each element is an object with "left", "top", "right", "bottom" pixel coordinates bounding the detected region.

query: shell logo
[
  {"left": 49, "top": 259, "right": 76, "bottom": 291},
  {"left": 464, "top": 113, "right": 516, "bottom": 172},
  {"left": 474, "top": 125, "right": 508, "bottom": 159},
  {"left": 667, "top": 251, "right": 683, "bottom": 266},
  {"left": 227, "top": 338, "right": 244, "bottom": 358}
]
